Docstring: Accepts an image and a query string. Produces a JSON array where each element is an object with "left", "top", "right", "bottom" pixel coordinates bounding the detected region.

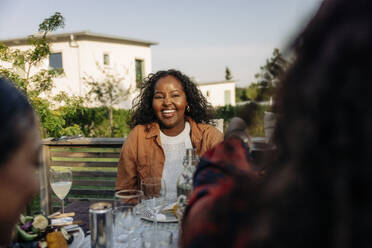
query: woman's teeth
[{"left": 162, "top": 110, "right": 176, "bottom": 113}]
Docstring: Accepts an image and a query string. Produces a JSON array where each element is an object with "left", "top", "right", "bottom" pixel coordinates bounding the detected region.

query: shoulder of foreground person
[{"left": 181, "top": 138, "right": 258, "bottom": 248}]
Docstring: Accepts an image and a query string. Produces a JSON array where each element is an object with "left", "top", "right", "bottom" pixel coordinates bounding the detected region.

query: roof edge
[
  {"left": 0, "top": 30, "right": 158, "bottom": 46},
  {"left": 197, "top": 80, "right": 236, "bottom": 86}
]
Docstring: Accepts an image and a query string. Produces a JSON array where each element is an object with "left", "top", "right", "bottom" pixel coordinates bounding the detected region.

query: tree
[
  {"left": 0, "top": 12, "right": 64, "bottom": 97},
  {"left": 0, "top": 12, "right": 85, "bottom": 138},
  {"left": 235, "top": 87, "right": 248, "bottom": 102},
  {"left": 225, "top": 66, "right": 233, "bottom": 80},
  {"left": 83, "top": 64, "right": 131, "bottom": 136},
  {"left": 245, "top": 83, "right": 260, "bottom": 101},
  {"left": 254, "top": 48, "right": 290, "bottom": 101}
]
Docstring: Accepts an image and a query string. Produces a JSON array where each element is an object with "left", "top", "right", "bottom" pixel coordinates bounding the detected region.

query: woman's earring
[{"left": 186, "top": 105, "right": 190, "bottom": 112}]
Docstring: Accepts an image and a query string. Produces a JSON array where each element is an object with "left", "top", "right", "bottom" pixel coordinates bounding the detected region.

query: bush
[
  {"left": 216, "top": 103, "right": 271, "bottom": 137},
  {"left": 40, "top": 106, "right": 132, "bottom": 138}
]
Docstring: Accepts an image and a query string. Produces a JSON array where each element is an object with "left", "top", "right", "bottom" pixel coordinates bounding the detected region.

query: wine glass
[
  {"left": 141, "top": 177, "right": 166, "bottom": 235},
  {"left": 49, "top": 168, "right": 72, "bottom": 213},
  {"left": 113, "top": 190, "right": 143, "bottom": 246}
]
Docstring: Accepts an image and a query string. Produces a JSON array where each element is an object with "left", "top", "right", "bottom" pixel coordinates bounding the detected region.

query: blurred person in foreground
[
  {"left": 180, "top": 0, "right": 372, "bottom": 247},
  {"left": 116, "top": 69, "right": 222, "bottom": 200},
  {"left": 0, "top": 78, "right": 41, "bottom": 245}
]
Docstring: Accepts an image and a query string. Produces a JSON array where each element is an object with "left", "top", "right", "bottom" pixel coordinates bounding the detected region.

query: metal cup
[{"left": 89, "top": 202, "right": 113, "bottom": 248}]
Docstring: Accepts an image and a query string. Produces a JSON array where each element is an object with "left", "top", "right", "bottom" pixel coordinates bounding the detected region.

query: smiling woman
[
  {"left": 116, "top": 69, "right": 223, "bottom": 200},
  {"left": 0, "top": 78, "right": 41, "bottom": 245}
]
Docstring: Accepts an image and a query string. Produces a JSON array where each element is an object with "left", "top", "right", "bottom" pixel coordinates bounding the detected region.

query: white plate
[
  {"left": 69, "top": 227, "right": 85, "bottom": 248},
  {"left": 140, "top": 211, "right": 178, "bottom": 223}
]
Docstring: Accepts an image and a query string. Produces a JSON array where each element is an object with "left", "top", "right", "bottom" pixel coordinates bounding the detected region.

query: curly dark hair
[
  {"left": 261, "top": 0, "right": 372, "bottom": 247},
  {"left": 187, "top": 1, "right": 372, "bottom": 247},
  {"left": 129, "top": 69, "right": 216, "bottom": 128}
]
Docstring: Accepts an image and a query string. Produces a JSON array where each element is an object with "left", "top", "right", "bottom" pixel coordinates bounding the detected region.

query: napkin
[{"left": 51, "top": 217, "right": 73, "bottom": 226}]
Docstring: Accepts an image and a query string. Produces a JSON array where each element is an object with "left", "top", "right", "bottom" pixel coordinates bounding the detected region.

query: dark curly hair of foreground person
[
  {"left": 265, "top": 0, "right": 372, "bottom": 247},
  {"left": 129, "top": 69, "right": 216, "bottom": 128},
  {"left": 181, "top": 0, "right": 372, "bottom": 247},
  {"left": 266, "top": 0, "right": 372, "bottom": 246}
]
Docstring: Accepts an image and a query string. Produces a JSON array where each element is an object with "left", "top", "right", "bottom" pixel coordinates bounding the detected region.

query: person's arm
[
  {"left": 115, "top": 127, "right": 139, "bottom": 191},
  {"left": 181, "top": 118, "right": 255, "bottom": 247}
]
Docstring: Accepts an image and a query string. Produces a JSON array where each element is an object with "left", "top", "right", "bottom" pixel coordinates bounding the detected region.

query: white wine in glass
[{"left": 50, "top": 168, "right": 72, "bottom": 213}]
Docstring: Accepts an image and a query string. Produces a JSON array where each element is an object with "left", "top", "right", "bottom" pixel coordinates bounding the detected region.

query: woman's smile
[{"left": 162, "top": 109, "right": 176, "bottom": 118}]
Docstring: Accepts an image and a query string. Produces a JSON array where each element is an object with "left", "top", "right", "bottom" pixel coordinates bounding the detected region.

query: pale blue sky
[{"left": 0, "top": 0, "right": 323, "bottom": 86}]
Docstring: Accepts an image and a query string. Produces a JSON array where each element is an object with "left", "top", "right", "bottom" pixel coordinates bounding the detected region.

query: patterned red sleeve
[{"left": 180, "top": 138, "right": 255, "bottom": 248}]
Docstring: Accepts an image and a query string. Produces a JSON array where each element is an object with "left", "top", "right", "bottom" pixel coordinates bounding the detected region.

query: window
[
  {"left": 49, "top": 53, "right": 63, "bottom": 69},
  {"left": 135, "top": 59, "right": 144, "bottom": 87},
  {"left": 49, "top": 52, "right": 63, "bottom": 69},
  {"left": 224, "top": 90, "right": 231, "bottom": 105},
  {"left": 103, "top": 53, "right": 110, "bottom": 66}
]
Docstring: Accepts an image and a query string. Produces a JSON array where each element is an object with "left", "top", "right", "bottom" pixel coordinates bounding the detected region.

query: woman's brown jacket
[{"left": 115, "top": 118, "right": 223, "bottom": 191}]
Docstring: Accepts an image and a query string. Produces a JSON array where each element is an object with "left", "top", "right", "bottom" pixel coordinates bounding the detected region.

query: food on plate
[
  {"left": 46, "top": 231, "right": 68, "bottom": 248},
  {"left": 16, "top": 225, "right": 38, "bottom": 242},
  {"left": 10, "top": 213, "right": 79, "bottom": 247},
  {"left": 16, "top": 214, "right": 49, "bottom": 242},
  {"left": 161, "top": 202, "right": 180, "bottom": 218},
  {"left": 60, "top": 227, "right": 74, "bottom": 244},
  {"left": 32, "top": 215, "right": 49, "bottom": 230}
]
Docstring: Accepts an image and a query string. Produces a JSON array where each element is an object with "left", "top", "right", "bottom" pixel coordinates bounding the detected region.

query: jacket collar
[{"left": 145, "top": 122, "right": 159, "bottom": 139}]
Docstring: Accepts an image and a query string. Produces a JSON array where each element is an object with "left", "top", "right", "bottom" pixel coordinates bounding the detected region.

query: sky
[{"left": 0, "top": 0, "right": 323, "bottom": 86}]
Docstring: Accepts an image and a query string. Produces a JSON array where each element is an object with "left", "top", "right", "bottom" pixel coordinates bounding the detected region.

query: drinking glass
[
  {"left": 141, "top": 230, "right": 173, "bottom": 248},
  {"left": 49, "top": 168, "right": 72, "bottom": 213},
  {"left": 113, "top": 190, "right": 143, "bottom": 246},
  {"left": 114, "top": 189, "right": 143, "bottom": 208},
  {"left": 141, "top": 177, "right": 167, "bottom": 240}
]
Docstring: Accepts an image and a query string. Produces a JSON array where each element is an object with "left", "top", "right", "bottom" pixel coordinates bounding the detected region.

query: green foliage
[
  {"left": 83, "top": 64, "right": 131, "bottom": 136},
  {"left": 84, "top": 64, "right": 130, "bottom": 107},
  {"left": 38, "top": 12, "right": 65, "bottom": 33},
  {"left": 216, "top": 103, "right": 271, "bottom": 137},
  {"left": 235, "top": 48, "right": 290, "bottom": 103},
  {"left": 0, "top": 12, "right": 71, "bottom": 138},
  {"left": 225, "top": 66, "right": 233, "bottom": 80},
  {"left": 57, "top": 106, "right": 131, "bottom": 138},
  {"left": 245, "top": 84, "right": 260, "bottom": 100},
  {"left": 0, "top": 12, "right": 65, "bottom": 97},
  {"left": 0, "top": 12, "right": 133, "bottom": 140},
  {"left": 235, "top": 87, "right": 248, "bottom": 102},
  {"left": 254, "top": 48, "right": 290, "bottom": 101}
]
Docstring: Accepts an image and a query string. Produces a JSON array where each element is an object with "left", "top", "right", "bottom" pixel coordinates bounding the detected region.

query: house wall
[
  {"left": 2, "top": 39, "right": 153, "bottom": 109},
  {"left": 76, "top": 40, "right": 152, "bottom": 108},
  {"left": 49, "top": 41, "right": 81, "bottom": 96},
  {"left": 198, "top": 82, "right": 236, "bottom": 107}
]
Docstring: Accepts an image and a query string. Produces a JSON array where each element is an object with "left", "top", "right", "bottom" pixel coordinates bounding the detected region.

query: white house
[
  {"left": 0, "top": 31, "right": 158, "bottom": 108},
  {"left": 197, "top": 80, "right": 236, "bottom": 107}
]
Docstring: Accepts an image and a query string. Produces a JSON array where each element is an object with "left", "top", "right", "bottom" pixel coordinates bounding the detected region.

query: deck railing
[{"left": 40, "top": 137, "right": 124, "bottom": 215}]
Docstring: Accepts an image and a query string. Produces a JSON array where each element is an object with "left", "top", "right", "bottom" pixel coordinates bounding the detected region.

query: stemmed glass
[
  {"left": 141, "top": 177, "right": 166, "bottom": 235},
  {"left": 49, "top": 168, "right": 72, "bottom": 213},
  {"left": 113, "top": 190, "right": 143, "bottom": 246}
]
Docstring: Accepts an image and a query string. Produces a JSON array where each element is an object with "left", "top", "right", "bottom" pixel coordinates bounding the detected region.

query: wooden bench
[{"left": 39, "top": 137, "right": 125, "bottom": 215}]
